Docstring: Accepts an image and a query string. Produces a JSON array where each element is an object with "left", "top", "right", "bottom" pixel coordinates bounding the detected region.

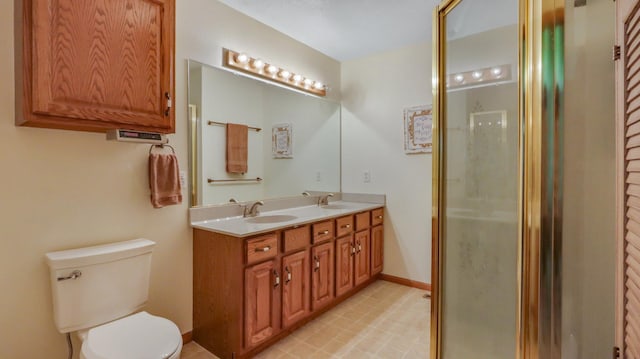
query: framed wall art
[
  {"left": 404, "top": 105, "right": 433, "bottom": 154},
  {"left": 272, "top": 123, "right": 293, "bottom": 158}
]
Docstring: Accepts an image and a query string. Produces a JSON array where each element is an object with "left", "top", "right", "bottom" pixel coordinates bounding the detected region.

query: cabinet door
[
  {"left": 335, "top": 235, "right": 354, "bottom": 297},
  {"left": 354, "top": 230, "right": 371, "bottom": 286},
  {"left": 21, "top": 0, "right": 175, "bottom": 133},
  {"left": 282, "top": 250, "right": 310, "bottom": 328},
  {"left": 245, "top": 260, "right": 279, "bottom": 348},
  {"left": 371, "top": 225, "right": 384, "bottom": 275},
  {"left": 311, "top": 242, "right": 334, "bottom": 310}
]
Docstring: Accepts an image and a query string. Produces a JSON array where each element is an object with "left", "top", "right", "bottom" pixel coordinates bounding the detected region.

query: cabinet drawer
[
  {"left": 336, "top": 215, "right": 354, "bottom": 238},
  {"left": 371, "top": 208, "right": 384, "bottom": 226},
  {"left": 284, "top": 226, "right": 311, "bottom": 253},
  {"left": 355, "top": 212, "right": 371, "bottom": 231},
  {"left": 312, "top": 220, "right": 334, "bottom": 244},
  {"left": 246, "top": 234, "right": 278, "bottom": 264}
]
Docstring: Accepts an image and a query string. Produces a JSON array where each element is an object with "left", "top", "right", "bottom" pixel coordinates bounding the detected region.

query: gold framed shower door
[{"left": 430, "top": 0, "right": 565, "bottom": 358}]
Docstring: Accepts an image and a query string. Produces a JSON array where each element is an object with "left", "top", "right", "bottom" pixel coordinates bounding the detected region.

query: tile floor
[{"left": 181, "top": 280, "right": 430, "bottom": 359}]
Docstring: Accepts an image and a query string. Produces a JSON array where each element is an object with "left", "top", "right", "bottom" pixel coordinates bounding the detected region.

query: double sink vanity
[{"left": 190, "top": 194, "right": 385, "bottom": 359}]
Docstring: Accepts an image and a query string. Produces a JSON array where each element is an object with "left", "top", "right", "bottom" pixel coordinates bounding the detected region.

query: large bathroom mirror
[{"left": 187, "top": 60, "right": 341, "bottom": 207}]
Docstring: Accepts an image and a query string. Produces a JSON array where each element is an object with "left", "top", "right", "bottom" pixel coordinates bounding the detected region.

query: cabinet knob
[
  {"left": 351, "top": 245, "right": 356, "bottom": 256},
  {"left": 341, "top": 224, "right": 351, "bottom": 229},
  {"left": 318, "top": 230, "right": 330, "bottom": 235},
  {"left": 285, "top": 266, "right": 292, "bottom": 284},
  {"left": 376, "top": 215, "right": 383, "bottom": 219},
  {"left": 314, "top": 255, "right": 320, "bottom": 272},
  {"left": 255, "top": 246, "right": 271, "bottom": 253},
  {"left": 273, "top": 269, "right": 280, "bottom": 288},
  {"left": 164, "top": 92, "right": 172, "bottom": 116}
]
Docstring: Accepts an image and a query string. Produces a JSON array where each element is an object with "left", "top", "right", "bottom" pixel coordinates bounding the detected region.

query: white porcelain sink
[{"left": 245, "top": 214, "right": 298, "bottom": 224}]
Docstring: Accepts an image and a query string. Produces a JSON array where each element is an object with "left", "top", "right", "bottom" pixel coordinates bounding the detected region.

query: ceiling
[{"left": 218, "top": 0, "right": 518, "bottom": 62}]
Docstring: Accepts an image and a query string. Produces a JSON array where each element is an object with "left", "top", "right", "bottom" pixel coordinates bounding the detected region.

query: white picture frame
[
  {"left": 404, "top": 105, "right": 433, "bottom": 154},
  {"left": 272, "top": 123, "right": 293, "bottom": 158}
]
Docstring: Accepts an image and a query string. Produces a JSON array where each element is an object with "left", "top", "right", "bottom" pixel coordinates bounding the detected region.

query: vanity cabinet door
[
  {"left": 354, "top": 230, "right": 371, "bottom": 286},
  {"left": 245, "top": 259, "right": 279, "bottom": 348},
  {"left": 335, "top": 235, "right": 354, "bottom": 297},
  {"left": 281, "top": 250, "right": 310, "bottom": 328},
  {"left": 311, "top": 242, "right": 334, "bottom": 310},
  {"left": 371, "top": 225, "right": 384, "bottom": 275},
  {"left": 18, "top": 0, "right": 175, "bottom": 133}
]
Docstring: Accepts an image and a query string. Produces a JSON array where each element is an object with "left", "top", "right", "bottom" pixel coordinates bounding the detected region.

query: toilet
[{"left": 46, "top": 238, "right": 182, "bottom": 359}]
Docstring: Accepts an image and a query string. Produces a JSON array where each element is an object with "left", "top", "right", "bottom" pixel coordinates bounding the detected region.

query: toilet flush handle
[{"left": 57, "top": 270, "right": 82, "bottom": 281}]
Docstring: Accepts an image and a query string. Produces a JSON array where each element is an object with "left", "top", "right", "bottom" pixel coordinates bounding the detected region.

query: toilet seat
[{"left": 80, "top": 311, "right": 182, "bottom": 359}]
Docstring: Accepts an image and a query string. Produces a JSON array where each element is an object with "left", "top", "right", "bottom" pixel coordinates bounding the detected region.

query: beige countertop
[{"left": 191, "top": 200, "right": 383, "bottom": 237}]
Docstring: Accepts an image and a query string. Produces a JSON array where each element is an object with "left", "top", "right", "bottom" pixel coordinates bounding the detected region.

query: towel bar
[
  {"left": 207, "top": 177, "right": 263, "bottom": 184},
  {"left": 149, "top": 144, "right": 175, "bottom": 154},
  {"left": 207, "top": 121, "right": 261, "bottom": 132}
]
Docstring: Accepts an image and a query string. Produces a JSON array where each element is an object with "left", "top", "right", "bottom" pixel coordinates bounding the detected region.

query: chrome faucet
[
  {"left": 244, "top": 200, "right": 264, "bottom": 217},
  {"left": 318, "top": 193, "right": 334, "bottom": 206}
]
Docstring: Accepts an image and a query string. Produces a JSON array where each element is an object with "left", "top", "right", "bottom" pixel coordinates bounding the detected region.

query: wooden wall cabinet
[
  {"left": 193, "top": 207, "right": 383, "bottom": 359},
  {"left": 16, "top": 0, "right": 176, "bottom": 133}
]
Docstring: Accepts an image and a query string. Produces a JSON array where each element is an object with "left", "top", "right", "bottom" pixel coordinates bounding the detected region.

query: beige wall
[
  {"left": 0, "top": 1, "right": 340, "bottom": 358},
  {"left": 341, "top": 42, "right": 433, "bottom": 283}
]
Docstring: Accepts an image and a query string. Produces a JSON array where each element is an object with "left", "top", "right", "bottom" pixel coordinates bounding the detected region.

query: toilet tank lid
[{"left": 46, "top": 239, "right": 156, "bottom": 270}]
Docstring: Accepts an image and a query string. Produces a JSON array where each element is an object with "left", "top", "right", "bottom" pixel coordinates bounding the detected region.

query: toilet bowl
[
  {"left": 79, "top": 312, "right": 182, "bottom": 359},
  {"left": 46, "top": 239, "right": 183, "bottom": 359}
]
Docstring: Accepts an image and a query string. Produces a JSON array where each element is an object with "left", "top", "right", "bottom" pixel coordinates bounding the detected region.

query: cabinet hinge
[
  {"left": 613, "top": 346, "right": 621, "bottom": 359},
  {"left": 614, "top": 45, "right": 621, "bottom": 61},
  {"left": 164, "top": 92, "right": 172, "bottom": 116}
]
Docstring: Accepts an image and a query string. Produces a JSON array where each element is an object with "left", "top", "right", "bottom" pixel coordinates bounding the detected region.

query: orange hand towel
[
  {"left": 149, "top": 153, "right": 182, "bottom": 208},
  {"left": 226, "top": 123, "right": 248, "bottom": 174}
]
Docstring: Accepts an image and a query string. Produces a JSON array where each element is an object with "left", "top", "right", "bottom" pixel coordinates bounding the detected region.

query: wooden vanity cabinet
[
  {"left": 281, "top": 250, "right": 310, "bottom": 327},
  {"left": 16, "top": 0, "right": 175, "bottom": 133},
  {"left": 244, "top": 260, "right": 280, "bottom": 348},
  {"left": 311, "top": 241, "right": 335, "bottom": 310},
  {"left": 354, "top": 230, "right": 371, "bottom": 286},
  {"left": 193, "top": 207, "right": 383, "bottom": 359},
  {"left": 335, "top": 234, "right": 355, "bottom": 297},
  {"left": 371, "top": 225, "right": 384, "bottom": 275}
]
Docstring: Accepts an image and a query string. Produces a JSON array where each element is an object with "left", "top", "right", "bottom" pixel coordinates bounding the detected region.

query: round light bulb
[
  {"left": 236, "top": 53, "right": 249, "bottom": 64},
  {"left": 304, "top": 78, "right": 313, "bottom": 86},
  {"left": 293, "top": 74, "right": 303, "bottom": 83},
  {"left": 454, "top": 74, "right": 464, "bottom": 83},
  {"left": 491, "top": 67, "right": 502, "bottom": 76},
  {"left": 252, "top": 59, "right": 265, "bottom": 69},
  {"left": 472, "top": 71, "right": 482, "bottom": 79},
  {"left": 267, "top": 65, "right": 278, "bottom": 74},
  {"left": 313, "top": 82, "right": 324, "bottom": 90},
  {"left": 279, "top": 70, "right": 291, "bottom": 80}
]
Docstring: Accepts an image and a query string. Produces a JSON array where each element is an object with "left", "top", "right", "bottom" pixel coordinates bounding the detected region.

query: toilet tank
[{"left": 45, "top": 239, "right": 156, "bottom": 333}]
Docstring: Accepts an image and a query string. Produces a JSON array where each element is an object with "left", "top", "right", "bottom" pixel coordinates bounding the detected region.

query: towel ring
[{"left": 149, "top": 144, "right": 175, "bottom": 155}]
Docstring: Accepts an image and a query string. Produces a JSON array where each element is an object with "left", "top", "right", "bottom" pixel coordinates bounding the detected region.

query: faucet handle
[
  {"left": 302, "top": 192, "right": 311, "bottom": 197},
  {"left": 229, "top": 198, "right": 238, "bottom": 203},
  {"left": 327, "top": 193, "right": 334, "bottom": 197}
]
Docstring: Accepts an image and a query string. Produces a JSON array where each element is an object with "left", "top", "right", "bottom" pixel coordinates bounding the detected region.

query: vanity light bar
[
  {"left": 446, "top": 64, "right": 512, "bottom": 90},
  {"left": 223, "top": 48, "right": 327, "bottom": 97}
]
